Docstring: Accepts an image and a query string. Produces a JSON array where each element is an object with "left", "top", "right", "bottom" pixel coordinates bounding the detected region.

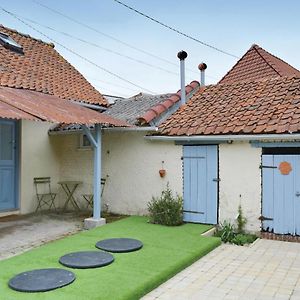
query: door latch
[
  {"left": 212, "top": 178, "right": 220, "bottom": 182},
  {"left": 260, "top": 164, "right": 277, "bottom": 169},
  {"left": 296, "top": 192, "right": 300, "bottom": 197},
  {"left": 259, "top": 215, "right": 273, "bottom": 221},
  {"left": 183, "top": 210, "right": 204, "bottom": 215}
]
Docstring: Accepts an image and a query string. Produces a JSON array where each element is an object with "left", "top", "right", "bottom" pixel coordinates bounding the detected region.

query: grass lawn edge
[
  {"left": 0, "top": 216, "right": 221, "bottom": 300},
  {"left": 135, "top": 236, "right": 221, "bottom": 299}
]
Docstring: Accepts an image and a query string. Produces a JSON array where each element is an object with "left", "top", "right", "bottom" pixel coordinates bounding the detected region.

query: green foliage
[
  {"left": 214, "top": 205, "right": 257, "bottom": 246},
  {"left": 215, "top": 221, "right": 235, "bottom": 243},
  {"left": 231, "top": 233, "right": 257, "bottom": 246},
  {"left": 236, "top": 204, "right": 247, "bottom": 234},
  {"left": 148, "top": 184, "right": 183, "bottom": 226}
]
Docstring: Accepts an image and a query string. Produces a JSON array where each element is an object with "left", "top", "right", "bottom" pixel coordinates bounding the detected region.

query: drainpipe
[
  {"left": 198, "top": 62, "right": 207, "bottom": 86},
  {"left": 177, "top": 50, "right": 188, "bottom": 105}
]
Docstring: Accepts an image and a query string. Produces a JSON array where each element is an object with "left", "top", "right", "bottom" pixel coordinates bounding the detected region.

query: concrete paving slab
[
  {"left": 0, "top": 212, "right": 85, "bottom": 260},
  {"left": 142, "top": 239, "right": 300, "bottom": 300}
]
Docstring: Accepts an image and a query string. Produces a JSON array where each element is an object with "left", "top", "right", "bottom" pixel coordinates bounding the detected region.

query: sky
[{"left": 0, "top": 0, "right": 300, "bottom": 98}]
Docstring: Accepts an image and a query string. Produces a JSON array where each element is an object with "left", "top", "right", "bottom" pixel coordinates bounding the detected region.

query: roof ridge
[
  {"left": 252, "top": 45, "right": 281, "bottom": 76},
  {"left": 0, "top": 24, "right": 55, "bottom": 47},
  {"left": 137, "top": 81, "right": 200, "bottom": 125},
  {"left": 253, "top": 44, "right": 300, "bottom": 75},
  {"left": 219, "top": 44, "right": 300, "bottom": 84}
]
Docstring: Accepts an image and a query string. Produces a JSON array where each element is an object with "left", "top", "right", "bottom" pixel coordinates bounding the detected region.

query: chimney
[
  {"left": 177, "top": 50, "right": 188, "bottom": 105},
  {"left": 198, "top": 62, "right": 207, "bottom": 86}
]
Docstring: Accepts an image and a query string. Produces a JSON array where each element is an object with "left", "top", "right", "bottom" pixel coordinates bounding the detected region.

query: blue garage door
[
  {"left": 262, "top": 154, "right": 300, "bottom": 235},
  {"left": 0, "top": 120, "right": 17, "bottom": 211},
  {"left": 183, "top": 145, "right": 218, "bottom": 224}
]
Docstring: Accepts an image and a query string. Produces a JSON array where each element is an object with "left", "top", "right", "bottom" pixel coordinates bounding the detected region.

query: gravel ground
[{"left": 0, "top": 212, "right": 87, "bottom": 260}]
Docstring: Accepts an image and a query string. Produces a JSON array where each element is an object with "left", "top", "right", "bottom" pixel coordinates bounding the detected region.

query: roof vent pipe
[
  {"left": 177, "top": 50, "right": 188, "bottom": 105},
  {"left": 198, "top": 62, "right": 207, "bottom": 86}
]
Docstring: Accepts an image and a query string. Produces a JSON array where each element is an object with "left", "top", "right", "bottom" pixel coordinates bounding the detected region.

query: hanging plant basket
[{"left": 159, "top": 169, "right": 166, "bottom": 178}]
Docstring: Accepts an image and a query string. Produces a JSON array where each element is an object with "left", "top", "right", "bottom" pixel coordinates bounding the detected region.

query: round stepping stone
[
  {"left": 95, "top": 238, "right": 143, "bottom": 253},
  {"left": 59, "top": 251, "right": 114, "bottom": 269},
  {"left": 8, "top": 268, "right": 75, "bottom": 293}
]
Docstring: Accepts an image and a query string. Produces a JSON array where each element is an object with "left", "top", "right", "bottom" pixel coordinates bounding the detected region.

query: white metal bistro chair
[
  {"left": 82, "top": 178, "right": 106, "bottom": 209},
  {"left": 34, "top": 177, "right": 57, "bottom": 212}
]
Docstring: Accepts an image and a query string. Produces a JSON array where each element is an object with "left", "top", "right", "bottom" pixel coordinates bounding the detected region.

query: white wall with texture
[{"left": 219, "top": 142, "right": 262, "bottom": 232}]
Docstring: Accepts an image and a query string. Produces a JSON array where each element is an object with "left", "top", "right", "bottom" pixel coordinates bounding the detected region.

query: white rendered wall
[
  {"left": 20, "top": 120, "right": 61, "bottom": 213},
  {"left": 55, "top": 131, "right": 183, "bottom": 215},
  {"left": 56, "top": 133, "right": 94, "bottom": 208},
  {"left": 19, "top": 125, "right": 263, "bottom": 232},
  {"left": 219, "top": 142, "right": 262, "bottom": 233},
  {"left": 102, "top": 131, "right": 183, "bottom": 215}
]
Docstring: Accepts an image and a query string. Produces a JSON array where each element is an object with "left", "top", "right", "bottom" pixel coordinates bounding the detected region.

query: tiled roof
[
  {"left": 158, "top": 76, "right": 300, "bottom": 136},
  {"left": 103, "top": 81, "right": 200, "bottom": 126},
  {"left": 0, "top": 86, "right": 129, "bottom": 126},
  {"left": 0, "top": 25, "right": 107, "bottom": 106},
  {"left": 137, "top": 81, "right": 200, "bottom": 125},
  {"left": 51, "top": 81, "right": 200, "bottom": 132},
  {"left": 103, "top": 92, "right": 172, "bottom": 125},
  {"left": 219, "top": 44, "right": 300, "bottom": 84}
]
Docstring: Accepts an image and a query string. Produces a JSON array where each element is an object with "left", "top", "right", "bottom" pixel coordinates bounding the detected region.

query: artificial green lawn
[{"left": 0, "top": 216, "right": 220, "bottom": 300}]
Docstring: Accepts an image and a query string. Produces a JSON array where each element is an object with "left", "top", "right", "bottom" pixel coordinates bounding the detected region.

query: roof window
[{"left": 0, "top": 32, "right": 23, "bottom": 53}]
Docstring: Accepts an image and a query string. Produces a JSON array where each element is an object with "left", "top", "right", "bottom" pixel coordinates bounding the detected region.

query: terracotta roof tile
[
  {"left": 219, "top": 44, "right": 300, "bottom": 84},
  {"left": 103, "top": 92, "right": 172, "bottom": 125},
  {"left": 137, "top": 81, "right": 200, "bottom": 125},
  {"left": 0, "top": 25, "right": 106, "bottom": 106},
  {"left": 158, "top": 76, "right": 300, "bottom": 136}
]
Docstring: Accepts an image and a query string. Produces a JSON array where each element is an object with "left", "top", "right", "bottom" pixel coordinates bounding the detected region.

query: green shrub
[
  {"left": 214, "top": 205, "right": 257, "bottom": 246},
  {"left": 148, "top": 184, "right": 183, "bottom": 226},
  {"left": 231, "top": 233, "right": 257, "bottom": 246},
  {"left": 215, "top": 223, "right": 257, "bottom": 245},
  {"left": 215, "top": 221, "right": 235, "bottom": 243}
]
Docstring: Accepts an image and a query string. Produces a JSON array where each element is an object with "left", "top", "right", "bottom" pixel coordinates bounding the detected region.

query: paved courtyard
[
  {"left": 143, "top": 239, "right": 300, "bottom": 300},
  {"left": 0, "top": 212, "right": 84, "bottom": 260}
]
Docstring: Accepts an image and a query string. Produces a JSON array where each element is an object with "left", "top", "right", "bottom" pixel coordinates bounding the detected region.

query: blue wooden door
[
  {"left": 0, "top": 120, "right": 16, "bottom": 211},
  {"left": 183, "top": 145, "right": 218, "bottom": 224},
  {"left": 262, "top": 154, "right": 300, "bottom": 235}
]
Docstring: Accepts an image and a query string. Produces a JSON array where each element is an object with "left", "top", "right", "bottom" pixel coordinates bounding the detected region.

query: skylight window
[{"left": 0, "top": 32, "right": 23, "bottom": 53}]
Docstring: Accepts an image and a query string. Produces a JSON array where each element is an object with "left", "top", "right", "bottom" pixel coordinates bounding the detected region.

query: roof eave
[{"left": 145, "top": 133, "right": 300, "bottom": 142}]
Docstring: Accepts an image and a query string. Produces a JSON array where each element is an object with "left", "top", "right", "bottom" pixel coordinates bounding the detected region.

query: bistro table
[{"left": 58, "top": 181, "right": 82, "bottom": 211}]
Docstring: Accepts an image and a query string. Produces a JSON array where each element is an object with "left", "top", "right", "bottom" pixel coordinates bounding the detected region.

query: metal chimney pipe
[
  {"left": 198, "top": 62, "right": 207, "bottom": 86},
  {"left": 177, "top": 50, "right": 188, "bottom": 105}
]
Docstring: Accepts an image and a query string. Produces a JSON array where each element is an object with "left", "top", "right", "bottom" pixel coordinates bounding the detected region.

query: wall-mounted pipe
[
  {"left": 177, "top": 50, "right": 188, "bottom": 105},
  {"left": 198, "top": 62, "right": 207, "bottom": 86}
]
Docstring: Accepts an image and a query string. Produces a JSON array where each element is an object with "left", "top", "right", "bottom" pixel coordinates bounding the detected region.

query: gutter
[
  {"left": 144, "top": 133, "right": 300, "bottom": 142},
  {"left": 49, "top": 126, "right": 158, "bottom": 135},
  {"left": 103, "top": 126, "right": 158, "bottom": 132}
]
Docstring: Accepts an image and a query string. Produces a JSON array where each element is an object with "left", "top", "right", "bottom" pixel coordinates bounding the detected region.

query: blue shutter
[{"left": 183, "top": 145, "right": 218, "bottom": 224}]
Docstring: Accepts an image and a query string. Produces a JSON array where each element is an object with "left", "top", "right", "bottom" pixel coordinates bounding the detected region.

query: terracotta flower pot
[{"left": 159, "top": 169, "right": 166, "bottom": 178}]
